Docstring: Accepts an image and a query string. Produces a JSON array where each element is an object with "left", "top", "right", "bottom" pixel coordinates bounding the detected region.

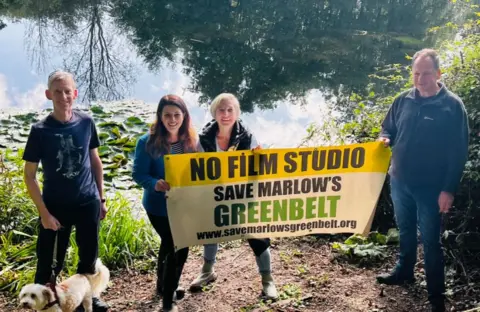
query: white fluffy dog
[{"left": 18, "top": 258, "right": 110, "bottom": 312}]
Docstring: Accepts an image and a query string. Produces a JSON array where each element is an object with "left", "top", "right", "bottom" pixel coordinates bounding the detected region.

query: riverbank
[{"left": 2, "top": 236, "right": 467, "bottom": 312}]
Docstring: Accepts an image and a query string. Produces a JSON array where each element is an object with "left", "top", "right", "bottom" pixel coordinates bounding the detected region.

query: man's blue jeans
[{"left": 390, "top": 177, "right": 445, "bottom": 302}]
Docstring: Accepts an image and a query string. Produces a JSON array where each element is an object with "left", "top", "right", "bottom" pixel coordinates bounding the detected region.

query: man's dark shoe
[
  {"left": 75, "top": 306, "right": 85, "bottom": 312},
  {"left": 376, "top": 272, "right": 415, "bottom": 285},
  {"left": 92, "top": 297, "right": 109, "bottom": 312}
]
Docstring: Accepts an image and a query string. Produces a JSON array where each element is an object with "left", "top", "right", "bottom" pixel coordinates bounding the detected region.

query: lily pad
[
  {"left": 111, "top": 127, "right": 122, "bottom": 139},
  {"left": 99, "top": 132, "right": 110, "bottom": 141},
  {"left": 123, "top": 137, "right": 137, "bottom": 148},
  {"left": 98, "top": 121, "right": 126, "bottom": 131},
  {"left": 105, "top": 163, "right": 122, "bottom": 170},
  {"left": 127, "top": 127, "right": 147, "bottom": 135},
  {"left": 0, "top": 119, "right": 15, "bottom": 125},
  {"left": 13, "top": 113, "right": 37, "bottom": 123},
  {"left": 98, "top": 146, "right": 111, "bottom": 157},
  {"left": 117, "top": 173, "right": 133, "bottom": 181},
  {"left": 106, "top": 137, "right": 129, "bottom": 146},
  {"left": 104, "top": 170, "right": 120, "bottom": 181},
  {"left": 101, "top": 158, "right": 115, "bottom": 164},
  {"left": 125, "top": 116, "right": 145, "bottom": 126},
  {"left": 123, "top": 147, "right": 135, "bottom": 154},
  {"left": 112, "top": 154, "right": 126, "bottom": 163},
  {"left": 90, "top": 106, "right": 105, "bottom": 114},
  {"left": 112, "top": 180, "right": 134, "bottom": 190},
  {"left": 10, "top": 133, "right": 27, "bottom": 143}
]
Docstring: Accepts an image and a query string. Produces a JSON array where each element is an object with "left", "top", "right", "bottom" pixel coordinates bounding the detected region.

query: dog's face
[{"left": 18, "top": 284, "right": 53, "bottom": 310}]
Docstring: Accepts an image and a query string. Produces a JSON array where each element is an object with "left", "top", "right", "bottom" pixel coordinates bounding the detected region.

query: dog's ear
[{"left": 42, "top": 288, "right": 53, "bottom": 302}]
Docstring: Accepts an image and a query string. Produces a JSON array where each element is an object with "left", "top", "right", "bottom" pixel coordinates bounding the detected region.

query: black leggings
[
  {"left": 247, "top": 238, "right": 271, "bottom": 257},
  {"left": 34, "top": 199, "right": 100, "bottom": 284},
  {"left": 147, "top": 214, "right": 189, "bottom": 307}
]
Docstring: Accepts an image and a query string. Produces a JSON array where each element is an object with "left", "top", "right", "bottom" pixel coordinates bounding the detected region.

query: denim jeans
[
  {"left": 390, "top": 177, "right": 445, "bottom": 302},
  {"left": 203, "top": 243, "right": 272, "bottom": 274}
]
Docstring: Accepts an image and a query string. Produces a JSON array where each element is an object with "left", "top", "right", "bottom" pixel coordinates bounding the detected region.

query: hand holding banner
[{"left": 165, "top": 141, "right": 391, "bottom": 251}]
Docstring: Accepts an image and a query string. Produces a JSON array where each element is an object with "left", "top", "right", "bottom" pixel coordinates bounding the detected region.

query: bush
[{"left": 0, "top": 149, "right": 38, "bottom": 238}]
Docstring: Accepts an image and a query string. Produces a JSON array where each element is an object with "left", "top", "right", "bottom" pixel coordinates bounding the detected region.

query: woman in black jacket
[{"left": 188, "top": 93, "right": 278, "bottom": 299}]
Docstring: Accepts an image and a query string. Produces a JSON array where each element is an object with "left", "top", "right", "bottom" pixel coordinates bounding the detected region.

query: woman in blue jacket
[{"left": 132, "top": 94, "right": 198, "bottom": 312}]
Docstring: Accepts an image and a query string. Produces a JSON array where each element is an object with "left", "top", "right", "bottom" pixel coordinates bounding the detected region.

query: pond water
[{"left": 0, "top": 0, "right": 470, "bottom": 148}]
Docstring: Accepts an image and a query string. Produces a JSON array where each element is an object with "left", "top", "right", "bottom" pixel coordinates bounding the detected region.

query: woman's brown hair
[{"left": 146, "top": 94, "right": 197, "bottom": 157}]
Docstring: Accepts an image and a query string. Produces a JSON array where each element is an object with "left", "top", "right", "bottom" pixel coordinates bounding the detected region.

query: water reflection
[
  {"left": 0, "top": 0, "right": 465, "bottom": 111},
  {"left": 113, "top": 0, "right": 459, "bottom": 111}
]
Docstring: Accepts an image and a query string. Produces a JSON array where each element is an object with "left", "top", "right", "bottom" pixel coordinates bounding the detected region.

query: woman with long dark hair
[{"left": 132, "top": 94, "right": 197, "bottom": 312}]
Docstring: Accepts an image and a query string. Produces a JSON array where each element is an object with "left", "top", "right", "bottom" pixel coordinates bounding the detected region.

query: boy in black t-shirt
[{"left": 23, "top": 70, "right": 109, "bottom": 311}]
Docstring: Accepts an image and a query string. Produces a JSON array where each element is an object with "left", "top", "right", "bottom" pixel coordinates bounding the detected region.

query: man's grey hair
[
  {"left": 412, "top": 48, "right": 440, "bottom": 71},
  {"left": 47, "top": 70, "right": 76, "bottom": 89}
]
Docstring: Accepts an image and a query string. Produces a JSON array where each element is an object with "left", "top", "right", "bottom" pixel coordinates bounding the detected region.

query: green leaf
[
  {"left": 98, "top": 122, "right": 125, "bottom": 130},
  {"left": 99, "top": 133, "right": 109, "bottom": 141},
  {"left": 12, "top": 230, "right": 35, "bottom": 238},
  {"left": 122, "top": 147, "right": 135, "bottom": 154},
  {"left": 353, "top": 243, "right": 387, "bottom": 258},
  {"left": 368, "top": 231, "right": 387, "bottom": 245},
  {"left": 112, "top": 154, "right": 126, "bottom": 163},
  {"left": 105, "top": 163, "right": 121, "bottom": 170},
  {"left": 90, "top": 106, "right": 104, "bottom": 114},
  {"left": 106, "top": 137, "right": 129, "bottom": 146},
  {"left": 123, "top": 138, "right": 137, "bottom": 147},
  {"left": 386, "top": 228, "right": 400, "bottom": 244},
  {"left": 98, "top": 146, "right": 111, "bottom": 157},
  {"left": 344, "top": 234, "right": 367, "bottom": 245},
  {"left": 125, "top": 116, "right": 145, "bottom": 125},
  {"left": 111, "top": 127, "right": 122, "bottom": 139},
  {"left": 13, "top": 113, "right": 37, "bottom": 123}
]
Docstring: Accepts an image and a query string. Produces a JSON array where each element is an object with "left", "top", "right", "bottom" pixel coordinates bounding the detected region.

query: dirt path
[{"left": 1, "top": 237, "right": 453, "bottom": 312}]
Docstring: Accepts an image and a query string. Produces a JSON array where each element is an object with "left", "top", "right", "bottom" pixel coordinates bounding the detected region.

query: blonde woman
[{"left": 189, "top": 93, "right": 278, "bottom": 299}]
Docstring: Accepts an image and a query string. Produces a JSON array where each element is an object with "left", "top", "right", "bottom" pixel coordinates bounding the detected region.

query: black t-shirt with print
[{"left": 23, "top": 110, "right": 100, "bottom": 207}]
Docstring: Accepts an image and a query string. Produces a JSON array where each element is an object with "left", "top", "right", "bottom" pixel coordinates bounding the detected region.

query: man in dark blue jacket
[{"left": 377, "top": 49, "right": 469, "bottom": 312}]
